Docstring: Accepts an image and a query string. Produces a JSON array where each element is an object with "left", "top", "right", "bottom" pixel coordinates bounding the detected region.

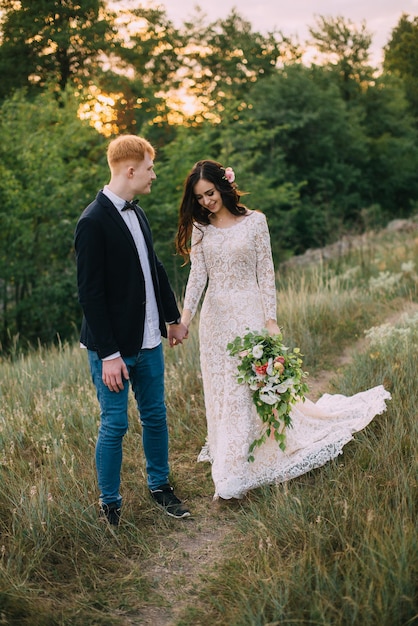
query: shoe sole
[
  {"left": 153, "top": 502, "right": 191, "bottom": 519},
  {"left": 166, "top": 510, "right": 191, "bottom": 519}
]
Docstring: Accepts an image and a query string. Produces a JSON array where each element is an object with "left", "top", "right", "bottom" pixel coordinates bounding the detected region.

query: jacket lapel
[
  {"left": 133, "top": 205, "right": 153, "bottom": 254},
  {"left": 97, "top": 191, "right": 155, "bottom": 273},
  {"left": 98, "top": 191, "right": 139, "bottom": 256}
]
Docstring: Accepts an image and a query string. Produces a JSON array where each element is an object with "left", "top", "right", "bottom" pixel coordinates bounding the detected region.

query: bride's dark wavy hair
[{"left": 175, "top": 159, "right": 247, "bottom": 261}]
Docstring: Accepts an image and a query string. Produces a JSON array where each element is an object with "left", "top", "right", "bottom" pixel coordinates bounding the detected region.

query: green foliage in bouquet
[{"left": 227, "top": 329, "right": 309, "bottom": 461}]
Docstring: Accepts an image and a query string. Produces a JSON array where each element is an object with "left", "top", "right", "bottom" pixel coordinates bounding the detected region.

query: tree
[
  {"left": 0, "top": 0, "right": 115, "bottom": 99},
  {"left": 360, "top": 72, "right": 418, "bottom": 216},
  {"left": 97, "top": 3, "right": 186, "bottom": 134},
  {"left": 223, "top": 63, "right": 370, "bottom": 255},
  {"left": 0, "top": 88, "right": 106, "bottom": 350},
  {"left": 308, "top": 15, "right": 375, "bottom": 101},
  {"left": 0, "top": 0, "right": 189, "bottom": 134},
  {"left": 176, "top": 8, "right": 282, "bottom": 120},
  {"left": 384, "top": 13, "right": 418, "bottom": 120}
]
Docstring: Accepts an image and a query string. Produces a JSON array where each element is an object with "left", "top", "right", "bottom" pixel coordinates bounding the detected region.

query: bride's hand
[{"left": 265, "top": 319, "right": 281, "bottom": 336}]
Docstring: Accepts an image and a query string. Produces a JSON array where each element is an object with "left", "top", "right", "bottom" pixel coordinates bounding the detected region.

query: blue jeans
[{"left": 88, "top": 344, "right": 169, "bottom": 506}]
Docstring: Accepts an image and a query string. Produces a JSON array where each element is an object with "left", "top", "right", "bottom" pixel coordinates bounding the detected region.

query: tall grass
[{"left": 0, "top": 226, "right": 417, "bottom": 625}]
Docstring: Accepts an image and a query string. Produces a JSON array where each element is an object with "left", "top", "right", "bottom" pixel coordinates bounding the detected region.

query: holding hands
[{"left": 168, "top": 321, "right": 189, "bottom": 347}]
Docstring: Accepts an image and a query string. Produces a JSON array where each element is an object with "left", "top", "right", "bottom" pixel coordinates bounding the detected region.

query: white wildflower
[
  {"left": 364, "top": 311, "right": 418, "bottom": 348},
  {"left": 369, "top": 271, "right": 403, "bottom": 293},
  {"left": 401, "top": 261, "right": 415, "bottom": 273}
]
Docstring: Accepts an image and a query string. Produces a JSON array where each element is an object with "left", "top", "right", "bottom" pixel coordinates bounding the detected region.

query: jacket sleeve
[
  {"left": 74, "top": 214, "right": 120, "bottom": 358},
  {"left": 155, "top": 257, "right": 181, "bottom": 322}
]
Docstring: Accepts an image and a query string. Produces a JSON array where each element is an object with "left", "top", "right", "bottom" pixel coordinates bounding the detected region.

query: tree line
[{"left": 0, "top": 0, "right": 417, "bottom": 351}]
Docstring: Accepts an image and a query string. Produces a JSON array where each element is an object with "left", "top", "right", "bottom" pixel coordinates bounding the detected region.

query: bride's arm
[
  {"left": 181, "top": 307, "right": 192, "bottom": 329},
  {"left": 255, "top": 213, "right": 280, "bottom": 335},
  {"left": 182, "top": 225, "right": 208, "bottom": 327}
]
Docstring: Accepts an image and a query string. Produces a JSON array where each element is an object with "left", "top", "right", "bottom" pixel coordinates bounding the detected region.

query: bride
[{"left": 175, "top": 160, "right": 391, "bottom": 500}]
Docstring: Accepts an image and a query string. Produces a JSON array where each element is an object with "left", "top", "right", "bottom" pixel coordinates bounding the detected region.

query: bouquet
[{"left": 227, "top": 329, "right": 309, "bottom": 462}]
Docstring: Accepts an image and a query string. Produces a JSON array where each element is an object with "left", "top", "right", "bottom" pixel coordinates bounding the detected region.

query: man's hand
[
  {"left": 102, "top": 356, "right": 129, "bottom": 392},
  {"left": 168, "top": 322, "right": 189, "bottom": 347}
]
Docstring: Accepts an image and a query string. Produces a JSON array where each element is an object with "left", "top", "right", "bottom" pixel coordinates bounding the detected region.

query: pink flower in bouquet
[
  {"left": 274, "top": 356, "right": 285, "bottom": 364},
  {"left": 254, "top": 363, "right": 269, "bottom": 376},
  {"left": 274, "top": 361, "right": 285, "bottom": 374}
]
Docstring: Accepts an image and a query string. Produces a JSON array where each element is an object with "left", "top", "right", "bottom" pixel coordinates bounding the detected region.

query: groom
[{"left": 74, "top": 134, "right": 189, "bottom": 526}]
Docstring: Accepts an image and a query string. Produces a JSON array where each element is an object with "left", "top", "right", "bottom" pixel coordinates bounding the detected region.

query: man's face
[{"left": 131, "top": 152, "right": 156, "bottom": 195}]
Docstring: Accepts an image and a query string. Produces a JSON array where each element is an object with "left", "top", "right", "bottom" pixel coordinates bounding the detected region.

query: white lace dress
[{"left": 183, "top": 211, "right": 391, "bottom": 499}]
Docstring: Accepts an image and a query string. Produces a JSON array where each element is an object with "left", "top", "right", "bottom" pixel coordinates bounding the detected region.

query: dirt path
[
  {"left": 132, "top": 509, "right": 236, "bottom": 625},
  {"left": 131, "top": 300, "right": 418, "bottom": 626}
]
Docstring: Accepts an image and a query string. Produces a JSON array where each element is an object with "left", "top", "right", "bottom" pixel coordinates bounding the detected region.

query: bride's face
[{"left": 194, "top": 178, "right": 226, "bottom": 215}]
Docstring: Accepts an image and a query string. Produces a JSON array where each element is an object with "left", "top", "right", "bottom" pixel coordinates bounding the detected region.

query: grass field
[{"left": 0, "top": 223, "right": 417, "bottom": 625}]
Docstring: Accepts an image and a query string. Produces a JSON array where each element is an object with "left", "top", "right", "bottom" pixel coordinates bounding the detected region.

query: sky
[{"left": 161, "top": 0, "right": 418, "bottom": 66}]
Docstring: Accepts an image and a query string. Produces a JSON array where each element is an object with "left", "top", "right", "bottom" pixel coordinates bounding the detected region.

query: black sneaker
[
  {"left": 99, "top": 501, "right": 121, "bottom": 526},
  {"left": 149, "top": 484, "right": 190, "bottom": 519}
]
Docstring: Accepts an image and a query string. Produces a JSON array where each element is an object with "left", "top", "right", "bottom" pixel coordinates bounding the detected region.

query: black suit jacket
[{"left": 74, "top": 190, "right": 180, "bottom": 359}]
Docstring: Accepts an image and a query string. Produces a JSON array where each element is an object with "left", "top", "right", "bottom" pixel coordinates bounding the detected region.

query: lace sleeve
[
  {"left": 255, "top": 212, "right": 277, "bottom": 322},
  {"left": 183, "top": 224, "right": 208, "bottom": 319}
]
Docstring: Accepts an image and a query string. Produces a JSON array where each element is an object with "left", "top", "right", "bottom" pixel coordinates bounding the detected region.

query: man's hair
[{"left": 107, "top": 134, "right": 155, "bottom": 169}]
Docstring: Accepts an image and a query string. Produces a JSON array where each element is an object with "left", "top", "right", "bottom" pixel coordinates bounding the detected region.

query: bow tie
[{"left": 122, "top": 200, "right": 138, "bottom": 212}]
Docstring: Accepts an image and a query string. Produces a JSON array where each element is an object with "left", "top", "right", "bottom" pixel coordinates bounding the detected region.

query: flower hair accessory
[{"left": 223, "top": 167, "right": 235, "bottom": 184}]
